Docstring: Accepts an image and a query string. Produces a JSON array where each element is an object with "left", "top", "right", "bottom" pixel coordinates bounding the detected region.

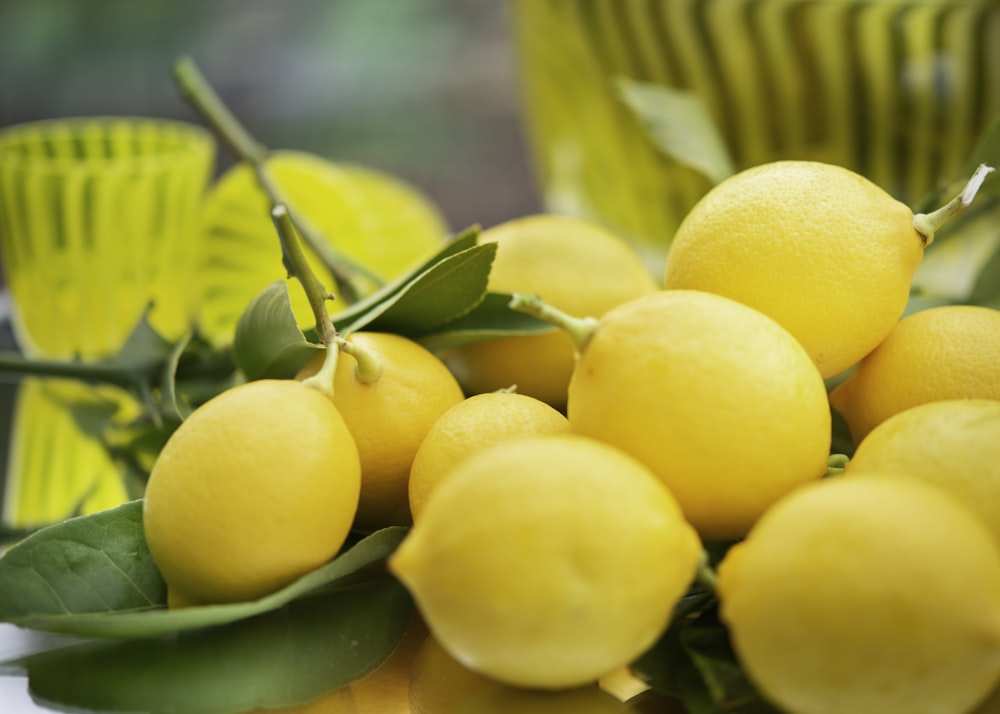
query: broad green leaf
[
  {"left": 233, "top": 280, "right": 323, "bottom": 380},
  {"left": 0, "top": 501, "right": 165, "bottom": 620},
  {"left": 616, "top": 77, "right": 735, "bottom": 186},
  {"left": 0, "top": 499, "right": 409, "bottom": 638},
  {"left": 328, "top": 225, "right": 482, "bottom": 333},
  {"left": 9, "top": 578, "right": 412, "bottom": 714},
  {"left": 339, "top": 243, "right": 497, "bottom": 337},
  {"left": 417, "top": 292, "right": 557, "bottom": 352}
]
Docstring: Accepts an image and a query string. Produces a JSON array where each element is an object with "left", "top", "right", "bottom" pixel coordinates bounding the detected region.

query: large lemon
[
  {"left": 143, "top": 379, "right": 361, "bottom": 606},
  {"left": 567, "top": 290, "right": 831, "bottom": 542},
  {"left": 664, "top": 161, "right": 927, "bottom": 378},
  {"left": 717, "top": 474, "right": 1000, "bottom": 714},
  {"left": 389, "top": 434, "right": 702, "bottom": 690}
]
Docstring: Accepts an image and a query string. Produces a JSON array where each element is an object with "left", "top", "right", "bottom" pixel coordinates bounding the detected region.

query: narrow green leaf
[
  {"left": 417, "top": 292, "right": 556, "bottom": 352},
  {"left": 328, "top": 224, "right": 482, "bottom": 334},
  {"left": 340, "top": 243, "right": 497, "bottom": 336},
  {"left": 0, "top": 501, "right": 409, "bottom": 638},
  {"left": 616, "top": 76, "right": 735, "bottom": 186},
  {"left": 11, "top": 578, "right": 412, "bottom": 714},
  {"left": 233, "top": 280, "right": 323, "bottom": 380},
  {"left": 0, "top": 501, "right": 165, "bottom": 621}
]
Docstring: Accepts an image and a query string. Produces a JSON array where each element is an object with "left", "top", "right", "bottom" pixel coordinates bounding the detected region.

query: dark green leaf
[
  {"left": 0, "top": 504, "right": 409, "bottom": 638},
  {"left": 0, "top": 501, "right": 165, "bottom": 621},
  {"left": 417, "top": 292, "right": 556, "bottom": 352},
  {"left": 233, "top": 280, "right": 323, "bottom": 380},
  {"left": 10, "top": 578, "right": 412, "bottom": 714},
  {"left": 340, "top": 242, "right": 497, "bottom": 337},
  {"left": 616, "top": 77, "right": 735, "bottom": 186},
  {"left": 967, "top": 240, "right": 1000, "bottom": 309}
]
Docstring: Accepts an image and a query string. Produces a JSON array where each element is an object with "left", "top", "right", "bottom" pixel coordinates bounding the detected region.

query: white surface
[{"left": 0, "top": 624, "right": 81, "bottom": 714}]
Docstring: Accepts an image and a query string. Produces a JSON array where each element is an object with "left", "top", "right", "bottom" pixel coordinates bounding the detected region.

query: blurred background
[{"left": 0, "top": 0, "right": 543, "bottom": 232}]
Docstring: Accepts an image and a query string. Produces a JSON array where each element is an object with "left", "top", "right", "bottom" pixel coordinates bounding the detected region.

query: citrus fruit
[
  {"left": 437, "top": 214, "right": 658, "bottom": 409},
  {"left": 716, "top": 474, "right": 1000, "bottom": 714},
  {"left": 298, "top": 332, "right": 465, "bottom": 531},
  {"left": 143, "top": 379, "right": 361, "bottom": 606},
  {"left": 843, "top": 399, "right": 1000, "bottom": 544},
  {"left": 829, "top": 304, "right": 1000, "bottom": 444},
  {"left": 564, "top": 290, "right": 831, "bottom": 542},
  {"left": 408, "top": 390, "right": 569, "bottom": 521},
  {"left": 389, "top": 433, "right": 702, "bottom": 690},
  {"left": 664, "top": 160, "right": 932, "bottom": 378},
  {"left": 196, "top": 150, "right": 448, "bottom": 343}
]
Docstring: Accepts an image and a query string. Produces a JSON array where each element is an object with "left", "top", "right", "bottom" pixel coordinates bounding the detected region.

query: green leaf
[
  {"left": 327, "top": 225, "right": 490, "bottom": 336},
  {"left": 340, "top": 242, "right": 497, "bottom": 337},
  {"left": 0, "top": 500, "right": 409, "bottom": 638},
  {"left": 9, "top": 577, "right": 412, "bottom": 714},
  {"left": 233, "top": 280, "right": 323, "bottom": 380},
  {"left": 968, "top": 241, "right": 1000, "bottom": 309},
  {"left": 0, "top": 501, "right": 166, "bottom": 621},
  {"left": 616, "top": 76, "right": 735, "bottom": 186},
  {"left": 417, "top": 292, "right": 556, "bottom": 352}
]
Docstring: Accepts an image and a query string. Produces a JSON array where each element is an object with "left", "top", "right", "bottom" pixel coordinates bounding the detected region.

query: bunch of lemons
[{"left": 141, "top": 157, "right": 1000, "bottom": 714}]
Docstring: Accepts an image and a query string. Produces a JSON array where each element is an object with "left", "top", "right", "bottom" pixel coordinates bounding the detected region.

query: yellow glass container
[
  {"left": 511, "top": 0, "right": 1000, "bottom": 274},
  {"left": 0, "top": 116, "right": 215, "bottom": 359}
]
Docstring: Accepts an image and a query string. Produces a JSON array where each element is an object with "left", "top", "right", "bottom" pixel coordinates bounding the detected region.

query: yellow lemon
[
  {"left": 717, "top": 474, "right": 1000, "bottom": 714},
  {"left": 438, "top": 214, "right": 658, "bottom": 409},
  {"left": 843, "top": 399, "right": 1000, "bottom": 545},
  {"left": 143, "top": 379, "right": 361, "bottom": 606},
  {"left": 298, "top": 332, "right": 464, "bottom": 531},
  {"left": 566, "top": 290, "right": 831, "bottom": 542},
  {"left": 664, "top": 160, "right": 928, "bottom": 378},
  {"left": 829, "top": 304, "right": 1000, "bottom": 444},
  {"left": 389, "top": 433, "right": 702, "bottom": 690},
  {"left": 408, "top": 390, "right": 569, "bottom": 521},
  {"left": 197, "top": 150, "right": 448, "bottom": 342}
]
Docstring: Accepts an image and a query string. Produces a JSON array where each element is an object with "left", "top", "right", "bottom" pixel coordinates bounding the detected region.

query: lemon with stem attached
[
  {"left": 298, "top": 332, "right": 465, "bottom": 531},
  {"left": 664, "top": 162, "right": 993, "bottom": 378},
  {"left": 143, "top": 379, "right": 361, "bottom": 607},
  {"left": 437, "top": 214, "right": 658, "bottom": 409},
  {"left": 717, "top": 474, "right": 1000, "bottom": 714},
  {"left": 513, "top": 289, "right": 831, "bottom": 541}
]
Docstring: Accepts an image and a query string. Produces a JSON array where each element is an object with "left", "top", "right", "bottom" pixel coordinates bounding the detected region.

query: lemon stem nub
[
  {"left": 695, "top": 552, "right": 718, "bottom": 593},
  {"left": 912, "top": 164, "right": 995, "bottom": 247},
  {"left": 336, "top": 335, "right": 383, "bottom": 384},
  {"left": 826, "top": 453, "right": 850, "bottom": 476},
  {"left": 508, "top": 293, "right": 600, "bottom": 351},
  {"left": 301, "top": 345, "right": 340, "bottom": 401}
]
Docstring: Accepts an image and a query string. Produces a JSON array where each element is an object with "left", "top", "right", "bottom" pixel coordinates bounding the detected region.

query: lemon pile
[{"left": 140, "top": 158, "right": 1000, "bottom": 713}]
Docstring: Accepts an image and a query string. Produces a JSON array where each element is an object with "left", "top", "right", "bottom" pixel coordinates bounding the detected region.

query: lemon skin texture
[
  {"left": 438, "top": 214, "right": 658, "bottom": 409},
  {"left": 142, "top": 379, "right": 361, "bottom": 606},
  {"left": 568, "top": 290, "right": 831, "bottom": 542},
  {"left": 408, "top": 390, "right": 569, "bottom": 521},
  {"left": 844, "top": 399, "right": 1000, "bottom": 545},
  {"left": 664, "top": 160, "right": 925, "bottom": 378},
  {"left": 717, "top": 474, "right": 1000, "bottom": 714},
  {"left": 300, "top": 332, "right": 465, "bottom": 532},
  {"left": 389, "top": 434, "right": 702, "bottom": 690},
  {"left": 829, "top": 304, "right": 1000, "bottom": 444}
]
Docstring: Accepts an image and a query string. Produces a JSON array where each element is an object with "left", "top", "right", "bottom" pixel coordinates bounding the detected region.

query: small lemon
[
  {"left": 143, "top": 379, "right": 361, "bottom": 606},
  {"left": 565, "top": 290, "right": 831, "bottom": 542},
  {"left": 843, "top": 399, "right": 1000, "bottom": 545},
  {"left": 197, "top": 150, "right": 448, "bottom": 342},
  {"left": 717, "top": 474, "right": 1000, "bottom": 714},
  {"left": 389, "top": 434, "right": 702, "bottom": 690},
  {"left": 664, "top": 161, "right": 931, "bottom": 378},
  {"left": 298, "top": 332, "right": 465, "bottom": 531},
  {"left": 438, "top": 214, "right": 658, "bottom": 409},
  {"left": 829, "top": 304, "right": 1000, "bottom": 444},
  {"left": 408, "top": 390, "right": 569, "bottom": 521}
]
